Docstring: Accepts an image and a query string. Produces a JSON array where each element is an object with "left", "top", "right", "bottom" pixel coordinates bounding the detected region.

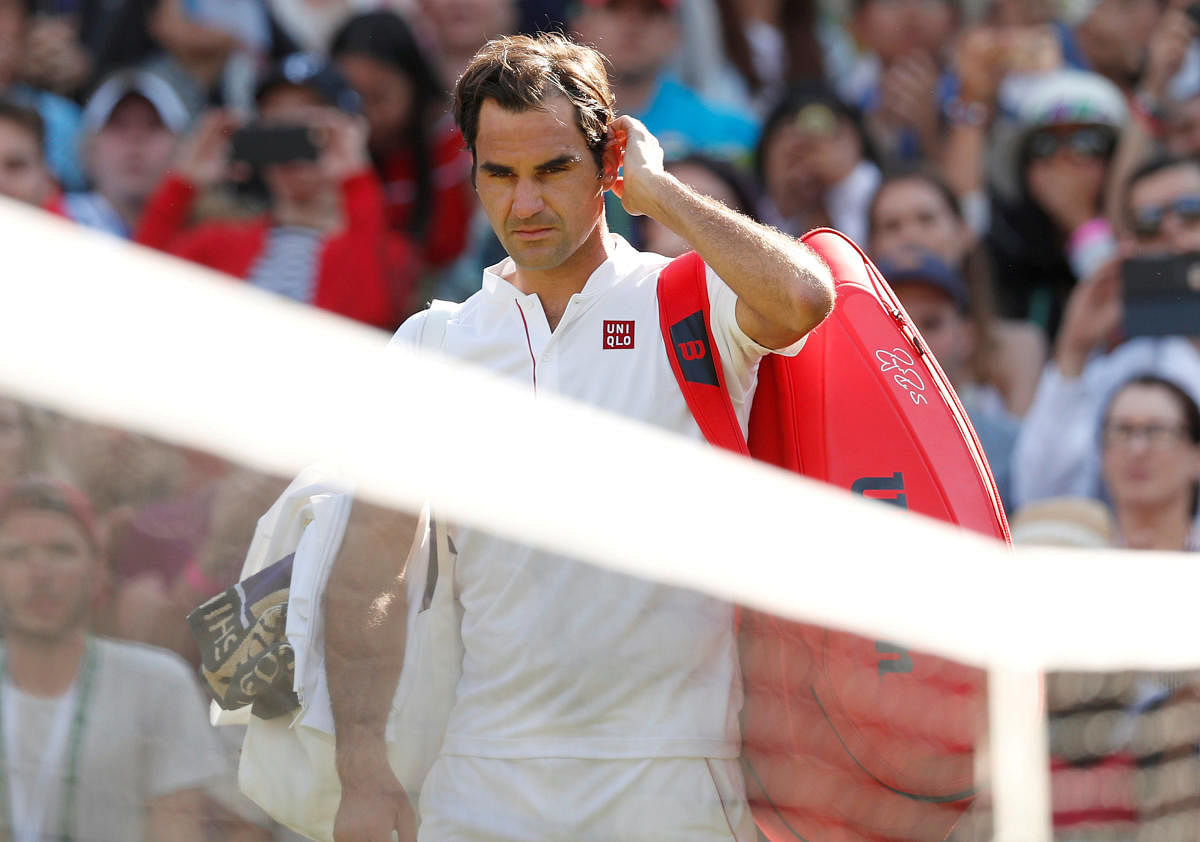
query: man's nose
[{"left": 512, "top": 178, "right": 545, "bottom": 218}]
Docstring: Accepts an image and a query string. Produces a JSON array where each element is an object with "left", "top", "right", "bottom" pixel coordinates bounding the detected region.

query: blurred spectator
[
  {"left": 839, "top": 0, "right": 960, "bottom": 163},
  {"left": 135, "top": 54, "right": 412, "bottom": 328},
  {"left": 421, "top": 0, "right": 518, "bottom": 85},
  {"left": 0, "top": 0, "right": 84, "bottom": 189},
  {"left": 1100, "top": 375, "right": 1200, "bottom": 550},
  {"left": 985, "top": 69, "right": 1127, "bottom": 336},
  {"left": 21, "top": 3, "right": 92, "bottom": 97},
  {"left": 0, "top": 97, "right": 52, "bottom": 205},
  {"left": 708, "top": 0, "right": 825, "bottom": 116},
  {"left": 1012, "top": 156, "right": 1200, "bottom": 512},
  {"left": 640, "top": 153, "right": 761, "bottom": 257},
  {"left": 755, "top": 82, "right": 880, "bottom": 243},
  {"left": 868, "top": 169, "right": 1046, "bottom": 417},
  {"left": 1009, "top": 495, "right": 1115, "bottom": 546},
  {"left": 874, "top": 249, "right": 1020, "bottom": 509},
  {"left": 570, "top": 0, "right": 758, "bottom": 162},
  {"left": 0, "top": 396, "right": 48, "bottom": 481},
  {"left": 56, "top": 67, "right": 188, "bottom": 237},
  {"left": 330, "top": 9, "right": 475, "bottom": 297},
  {"left": 1058, "top": 0, "right": 1161, "bottom": 93},
  {"left": 0, "top": 475, "right": 227, "bottom": 842}
]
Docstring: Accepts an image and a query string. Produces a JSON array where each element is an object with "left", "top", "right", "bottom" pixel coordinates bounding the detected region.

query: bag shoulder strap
[{"left": 657, "top": 253, "right": 750, "bottom": 457}]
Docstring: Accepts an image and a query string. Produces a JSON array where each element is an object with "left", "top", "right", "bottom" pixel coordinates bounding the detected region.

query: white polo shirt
[{"left": 392, "top": 234, "right": 802, "bottom": 761}]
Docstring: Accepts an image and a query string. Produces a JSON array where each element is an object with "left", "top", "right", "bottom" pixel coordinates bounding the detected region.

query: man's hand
[
  {"left": 333, "top": 758, "right": 417, "bottom": 842},
  {"left": 1141, "top": 1, "right": 1197, "bottom": 99},
  {"left": 315, "top": 109, "right": 372, "bottom": 183},
  {"left": 607, "top": 115, "right": 669, "bottom": 218},
  {"left": 173, "top": 110, "right": 238, "bottom": 188},
  {"left": 1054, "top": 257, "right": 1124, "bottom": 378}
]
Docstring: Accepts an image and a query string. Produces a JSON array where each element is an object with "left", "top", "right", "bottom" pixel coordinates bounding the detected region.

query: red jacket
[{"left": 135, "top": 170, "right": 417, "bottom": 329}]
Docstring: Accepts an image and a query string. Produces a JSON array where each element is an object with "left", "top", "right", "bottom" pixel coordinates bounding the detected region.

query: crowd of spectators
[{"left": 0, "top": 0, "right": 1198, "bottom": 838}]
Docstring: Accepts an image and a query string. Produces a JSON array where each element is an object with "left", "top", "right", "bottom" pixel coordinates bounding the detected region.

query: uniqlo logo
[{"left": 603, "top": 320, "right": 635, "bottom": 349}]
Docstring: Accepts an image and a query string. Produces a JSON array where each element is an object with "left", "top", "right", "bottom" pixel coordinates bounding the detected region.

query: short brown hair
[{"left": 453, "top": 33, "right": 614, "bottom": 174}]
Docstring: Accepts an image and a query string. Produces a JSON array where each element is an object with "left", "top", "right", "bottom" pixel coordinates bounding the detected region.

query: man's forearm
[
  {"left": 325, "top": 502, "right": 419, "bottom": 783},
  {"left": 644, "top": 175, "right": 834, "bottom": 347}
]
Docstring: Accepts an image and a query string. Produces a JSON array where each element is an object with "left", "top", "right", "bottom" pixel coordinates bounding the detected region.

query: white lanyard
[{"left": 2, "top": 677, "right": 79, "bottom": 842}]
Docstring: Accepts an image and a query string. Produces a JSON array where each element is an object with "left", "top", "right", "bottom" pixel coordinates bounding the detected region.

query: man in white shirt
[
  {"left": 325, "top": 31, "right": 834, "bottom": 842},
  {"left": 0, "top": 476, "right": 226, "bottom": 842},
  {"left": 1013, "top": 156, "right": 1200, "bottom": 511}
]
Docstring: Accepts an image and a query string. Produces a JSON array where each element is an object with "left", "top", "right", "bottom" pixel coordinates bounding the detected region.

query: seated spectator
[
  {"left": 755, "top": 82, "right": 880, "bottom": 243},
  {"left": 1012, "top": 156, "right": 1200, "bottom": 512},
  {"left": 0, "top": 97, "right": 53, "bottom": 206},
  {"left": 20, "top": 4, "right": 91, "bottom": 97},
  {"left": 868, "top": 168, "right": 1045, "bottom": 416},
  {"left": 985, "top": 69, "right": 1127, "bottom": 336},
  {"left": 135, "top": 54, "right": 413, "bottom": 329},
  {"left": 0, "top": 0, "right": 83, "bottom": 189},
  {"left": 1101, "top": 375, "right": 1200, "bottom": 551},
  {"left": 569, "top": 0, "right": 758, "bottom": 162},
  {"left": 640, "top": 153, "right": 761, "bottom": 257},
  {"left": 0, "top": 475, "right": 227, "bottom": 842},
  {"left": 58, "top": 67, "right": 189, "bottom": 237},
  {"left": 874, "top": 249, "right": 1020, "bottom": 510},
  {"left": 837, "top": 0, "right": 960, "bottom": 164},
  {"left": 331, "top": 9, "right": 475, "bottom": 304}
]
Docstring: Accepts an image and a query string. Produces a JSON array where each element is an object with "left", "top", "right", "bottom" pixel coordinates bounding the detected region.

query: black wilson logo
[{"left": 850, "top": 472, "right": 908, "bottom": 509}]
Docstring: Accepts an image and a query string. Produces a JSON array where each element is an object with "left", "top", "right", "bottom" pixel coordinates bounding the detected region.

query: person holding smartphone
[
  {"left": 1013, "top": 156, "right": 1200, "bottom": 514},
  {"left": 134, "top": 54, "right": 416, "bottom": 329}
]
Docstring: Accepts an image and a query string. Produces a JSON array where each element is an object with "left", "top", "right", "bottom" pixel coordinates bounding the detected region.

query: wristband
[{"left": 945, "top": 97, "right": 991, "bottom": 128}]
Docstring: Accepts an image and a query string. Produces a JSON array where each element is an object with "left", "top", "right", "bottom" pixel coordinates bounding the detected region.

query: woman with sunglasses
[
  {"left": 985, "top": 69, "right": 1127, "bottom": 340},
  {"left": 1013, "top": 156, "right": 1200, "bottom": 516}
]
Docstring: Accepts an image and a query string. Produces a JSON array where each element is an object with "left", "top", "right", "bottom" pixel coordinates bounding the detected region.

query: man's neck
[
  {"left": 510, "top": 224, "right": 612, "bottom": 332},
  {"left": 4, "top": 630, "right": 87, "bottom": 698},
  {"left": 1116, "top": 502, "right": 1194, "bottom": 551}
]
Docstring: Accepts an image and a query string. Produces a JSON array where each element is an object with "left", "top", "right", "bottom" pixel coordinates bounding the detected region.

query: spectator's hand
[
  {"left": 608, "top": 114, "right": 668, "bottom": 218},
  {"left": 1141, "top": 1, "right": 1197, "bottom": 99},
  {"left": 1026, "top": 156, "right": 1105, "bottom": 234},
  {"left": 315, "top": 110, "right": 371, "bottom": 183},
  {"left": 23, "top": 16, "right": 90, "bottom": 94},
  {"left": 878, "top": 51, "right": 941, "bottom": 148},
  {"left": 1054, "top": 257, "right": 1124, "bottom": 377},
  {"left": 173, "top": 111, "right": 238, "bottom": 188},
  {"left": 954, "top": 27, "right": 1007, "bottom": 106}
]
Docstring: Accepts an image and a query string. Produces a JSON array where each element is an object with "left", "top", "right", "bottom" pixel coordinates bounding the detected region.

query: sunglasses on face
[
  {"left": 1130, "top": 195, "right": 1200, "bottom": 239},
  {"left": 1024, "top": 126, "right": 1115, "bottom": 161}
]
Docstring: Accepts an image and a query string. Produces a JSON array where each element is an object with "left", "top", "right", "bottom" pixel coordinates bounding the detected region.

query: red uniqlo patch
[{"left": 603, "top": 320, "right": 635, "bottom": 349}]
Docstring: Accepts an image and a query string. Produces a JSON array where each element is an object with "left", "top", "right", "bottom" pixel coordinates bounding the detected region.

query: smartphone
[
  {"left": 230, "top": 124, "right": 320, "bottom": 169},
  {"left": 1121, "top": 252, "right": 1200, "bottom": 339}
]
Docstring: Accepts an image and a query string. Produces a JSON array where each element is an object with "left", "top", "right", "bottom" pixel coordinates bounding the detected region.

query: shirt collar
[{"left": 480, "top": 233, "right": 642, "bottom": 300}]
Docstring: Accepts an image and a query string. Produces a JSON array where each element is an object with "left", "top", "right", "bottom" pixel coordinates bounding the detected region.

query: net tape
[{"left": 0, "top": 198, "right": 1194, "bottom": 673}]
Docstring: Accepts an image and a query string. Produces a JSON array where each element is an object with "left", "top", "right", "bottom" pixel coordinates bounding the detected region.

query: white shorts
[{"left": 416, "top": 755, "right": 755, "bottom": 842}]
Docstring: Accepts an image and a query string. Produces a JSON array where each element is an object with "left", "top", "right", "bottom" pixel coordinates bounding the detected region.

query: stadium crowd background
[{"left": 0, "top": 0, "right": 1199, "bottom": 838}]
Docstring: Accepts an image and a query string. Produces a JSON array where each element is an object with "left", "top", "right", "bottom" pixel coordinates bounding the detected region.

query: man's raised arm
[{"left": 325, "top": 500, "right": 421, "bottom": 842}]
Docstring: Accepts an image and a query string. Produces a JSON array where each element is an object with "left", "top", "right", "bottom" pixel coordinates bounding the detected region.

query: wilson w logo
[
  {"left": 677, "top": 340, "right": 707, "bottom": 361},
  {"left": 668, "top": 311, "right": 719, "bottom": 386}
]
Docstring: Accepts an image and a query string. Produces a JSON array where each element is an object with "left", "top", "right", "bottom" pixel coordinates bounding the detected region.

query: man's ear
[{"left": 601, "top": 134, "right": 622, "bottom": 191}]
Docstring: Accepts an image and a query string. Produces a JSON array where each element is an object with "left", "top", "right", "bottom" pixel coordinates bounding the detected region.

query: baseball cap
[
  {"left": 876, "top": 251, "right": 970, "bottom": 314},
  {"left": 255, "top": 53, "right": 362, "bottom": 114},
  {"left": 0, "top": 476, "right": 99, "bottom": 551},
  {"left": 81, "top": 68, "right": 192, "bottom": 134}
]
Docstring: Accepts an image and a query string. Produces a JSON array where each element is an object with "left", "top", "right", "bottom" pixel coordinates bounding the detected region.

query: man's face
[
  {"left": 869, "top": 178, "right": 969, "bottom": 268},
  {"left": 1101, "top": 383, "right": 1200, "bottom": 514},
  {"left": 1127, "top": 163, "right": 1200, "bottom": 255},
  {"left": 854, "top": 0, "right": 943, "bottom": 63},
  {"left": 0, "top": 117, "right": 51, "bottom": 206},
  {"left": 1077, "top": 0, "right": 1159, "bottom": 84},
  {"left": 421, "top": 0, "right": 517, "bottom": 57},
  {"left": 257, "top": 85, "right": 327, "bottom": 207},
  {"left": 571, "top": 0, "right": 678, "bottom": 85},
  {"left": 0, "top": 509, "right": 97, "bottom": 642},
  {"left": 0, "top": 0, "right": 25, "bottom": 88},
  {"left": 762, "top": 106, "right": 859, "bottom": 218},
  {"left": 473, "top": 94, "right": 613, "bottom": 280},
  {"left": 87, "top": 95, "right": 176, "bottom": 209}
]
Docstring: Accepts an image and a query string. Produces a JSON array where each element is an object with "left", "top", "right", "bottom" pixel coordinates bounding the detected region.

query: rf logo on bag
[{"left": 603, "top": 320, "right": 635, "bottom": 349}]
